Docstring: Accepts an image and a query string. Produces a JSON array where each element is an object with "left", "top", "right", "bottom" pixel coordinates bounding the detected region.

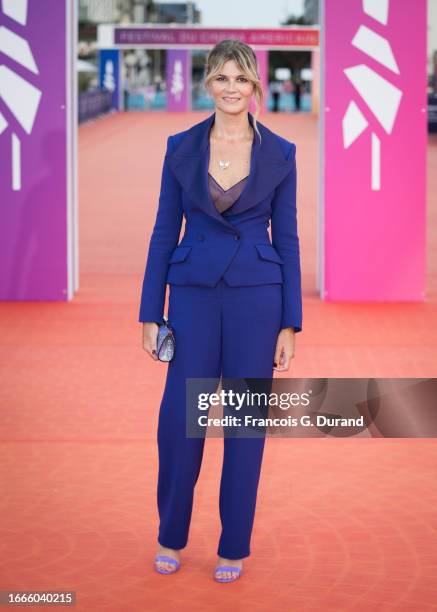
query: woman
[{"left": 139, "top": 39, "right": 302, "bottom": 582}]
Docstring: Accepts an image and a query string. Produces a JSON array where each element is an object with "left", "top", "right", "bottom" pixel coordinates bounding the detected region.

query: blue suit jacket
[{"left": 138, "top": 111, "right": 302, "bottom": 332}]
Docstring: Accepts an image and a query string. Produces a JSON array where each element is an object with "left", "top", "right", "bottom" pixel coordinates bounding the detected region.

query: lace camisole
[{"left": 208, "top": 173, "right": 249, "bottom": 214}]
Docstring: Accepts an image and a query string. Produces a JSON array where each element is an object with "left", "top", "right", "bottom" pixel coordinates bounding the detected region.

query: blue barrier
[{"left": 79, "top": 90, "right": 112, "bottom": 123}]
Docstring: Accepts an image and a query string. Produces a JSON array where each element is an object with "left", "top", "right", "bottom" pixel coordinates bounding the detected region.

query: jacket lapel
[{"left": 166, "top": 111, "right": 293, "bottom": 232}]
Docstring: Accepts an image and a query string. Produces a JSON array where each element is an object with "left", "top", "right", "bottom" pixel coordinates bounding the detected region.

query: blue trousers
[{"left": 156, "top": 278, "right": 283, "bottom": 559}]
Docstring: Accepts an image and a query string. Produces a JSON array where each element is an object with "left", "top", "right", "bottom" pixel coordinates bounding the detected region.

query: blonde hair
[{"left": 204, "top": 39, "right": 263, "bottom": 145}]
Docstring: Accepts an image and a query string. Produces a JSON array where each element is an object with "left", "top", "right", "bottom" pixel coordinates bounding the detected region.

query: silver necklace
[{"left": 213, "top": 126, "right": 253, "bottom": 171}]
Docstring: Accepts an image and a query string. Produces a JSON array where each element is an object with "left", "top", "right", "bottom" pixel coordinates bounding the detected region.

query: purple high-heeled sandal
[
  {"left": 154, "top": 554, "right": 180, "bottom": 574},
  {"left": 214, "top": 565, "right": 243, "bottom": 582}
]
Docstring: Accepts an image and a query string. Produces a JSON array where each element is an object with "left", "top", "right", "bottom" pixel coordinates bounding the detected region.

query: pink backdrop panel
[
  {"left": 252, "top": 50, "right": 268, "bottom": 114},
  {"left": 322, "top": 0, "right": 427, "bottom": 301}
]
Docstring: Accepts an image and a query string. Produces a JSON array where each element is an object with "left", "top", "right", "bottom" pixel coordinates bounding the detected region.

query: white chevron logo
[
  {"left": 170, "top": 59, "right": 184, "bottom": 102},
  {"left": 0, "top": 0, "right": 42, "bottom": 191},
  {"left": 342, "top": 0, "right": 402, "bottom": 190}
]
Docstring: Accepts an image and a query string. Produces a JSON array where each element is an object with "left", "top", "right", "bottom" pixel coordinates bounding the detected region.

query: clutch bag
[{"left": 156, "top": 315, "right": 175, "bottom": 362}]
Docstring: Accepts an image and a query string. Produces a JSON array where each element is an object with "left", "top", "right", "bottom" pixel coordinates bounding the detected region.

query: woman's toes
[
  {"left": 155, "top": 546, "right": 180, "bottom": 571},
  {"left": 216, "top": 568, "right": 238, "bottom": 580}
]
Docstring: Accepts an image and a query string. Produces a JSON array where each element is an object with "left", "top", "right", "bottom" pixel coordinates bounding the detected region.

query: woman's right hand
[{"left": 142, "top": 322, "right": 159, "bottom": 361}]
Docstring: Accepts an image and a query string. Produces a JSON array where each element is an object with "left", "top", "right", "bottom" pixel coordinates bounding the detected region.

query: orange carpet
[{"left": 0, "top": 111, "right": 436, "bottom": 611}]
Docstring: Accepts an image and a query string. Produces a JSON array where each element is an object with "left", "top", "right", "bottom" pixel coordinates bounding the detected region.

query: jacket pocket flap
[
  {"left": 168, "top": 245, "right": 192, "bottom": 264},
  {"left": 255, "top": 244, "right": 284, "bottom": 264}
]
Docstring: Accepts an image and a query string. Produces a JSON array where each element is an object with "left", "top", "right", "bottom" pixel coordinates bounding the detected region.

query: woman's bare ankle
[
  {"left": 217, "top": 555, "right": 243, "bottom": 568},
  {"left": 157, "top": 544, "right": 180, "bottom": 559}
]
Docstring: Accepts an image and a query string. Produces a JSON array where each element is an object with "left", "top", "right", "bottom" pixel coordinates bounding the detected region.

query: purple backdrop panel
[
  {"left": 322, "top": 0, "right": 427, "bottom": 301},
  {"left": 166, "top": 49, "right": 191, "bottom": 112},
  {"left": 0, "top": 0, "right": 68, "bottom": 300}
]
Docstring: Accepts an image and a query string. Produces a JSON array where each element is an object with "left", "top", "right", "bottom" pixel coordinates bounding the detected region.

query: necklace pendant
[{"left": 218, "top": 160, "right": 230, "bottom": 170}]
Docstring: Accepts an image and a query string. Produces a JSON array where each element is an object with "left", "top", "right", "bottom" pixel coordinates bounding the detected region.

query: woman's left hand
[{"left": 273, "top": 328, "right": 295, "bottom": 372}]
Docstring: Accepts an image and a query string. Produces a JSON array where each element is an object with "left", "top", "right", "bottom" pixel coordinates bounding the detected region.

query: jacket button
[{"left": 197, "top": 234, "right": 204, "bottom": 241}]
